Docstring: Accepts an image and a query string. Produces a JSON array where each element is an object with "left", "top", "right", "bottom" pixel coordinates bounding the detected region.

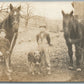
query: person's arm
[
  {"left": 46, "top": 33, "right": 52, "bottom": 46},
  {"left": 36, "top": 34, "right": 39, "bottom": 44}
]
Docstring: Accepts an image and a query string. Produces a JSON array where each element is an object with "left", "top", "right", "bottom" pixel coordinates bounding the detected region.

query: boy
[{"left": 36, "top": 25, "right": 52, "bottom": 74}]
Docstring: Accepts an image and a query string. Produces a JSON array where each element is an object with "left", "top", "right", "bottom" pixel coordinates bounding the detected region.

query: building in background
[{"left": 72, "top": 1, "right": 84, "bottom": 21}]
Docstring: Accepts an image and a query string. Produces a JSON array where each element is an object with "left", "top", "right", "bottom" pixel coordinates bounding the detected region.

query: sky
[
  {"left": 31, "top": 2, "right": 74, "bottom": 20},
  {"left": 0, "top": 1, "right": 74, "bottom": 20}
]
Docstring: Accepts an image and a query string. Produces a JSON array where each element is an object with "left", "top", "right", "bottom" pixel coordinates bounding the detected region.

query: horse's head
[
  {"left": 62, "top": 10, "right": 74, "bottom": 37},
  {"left": 9, "top": 4, "right": 21, "bottom": 32}
]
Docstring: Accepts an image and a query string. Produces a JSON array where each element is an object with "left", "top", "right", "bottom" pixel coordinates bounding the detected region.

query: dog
[{"left": 27, "top": 50, "right": 42, "bottom": 75}]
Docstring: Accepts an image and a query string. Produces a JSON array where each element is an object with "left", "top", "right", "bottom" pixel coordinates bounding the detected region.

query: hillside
[{"left": 20, "top": 15, "right": 62, "bottom": 33}]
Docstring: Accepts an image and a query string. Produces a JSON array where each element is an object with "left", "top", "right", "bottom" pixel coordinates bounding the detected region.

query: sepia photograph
[{"left": 0, "top": 1, "right": 83, "bottom": 82}]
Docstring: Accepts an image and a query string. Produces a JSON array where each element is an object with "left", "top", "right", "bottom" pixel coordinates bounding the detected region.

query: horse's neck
[
  {"left": 6, "top": 15, "right": 12, "bottom": 27},
  {"left": 3, "top": 15, "right": 12, "bottom": 28},
  {"left": 70, "top": 19, "right": 79, "bottom": 38}
]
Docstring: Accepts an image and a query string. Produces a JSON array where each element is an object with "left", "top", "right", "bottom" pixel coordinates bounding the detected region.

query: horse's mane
[
  {"left": 0, "top": 11, "right": 9, "bottom": 23},
  {"left": 0, "top": 11, "right": 9, "bottom": 29}
]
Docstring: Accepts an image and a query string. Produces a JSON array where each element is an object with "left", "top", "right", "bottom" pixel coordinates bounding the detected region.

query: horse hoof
[
  {"left": 76, "top": 68, "right": 81, "bottom": 72},
  {"left": 32, "top": 72, "right": 35, "bottom": 75},
  {"left": 69, "top": 66, "right": 73, "bottom": 70},
  {"left": 8, "top": 69, "right": 12, "bottom": 73}
]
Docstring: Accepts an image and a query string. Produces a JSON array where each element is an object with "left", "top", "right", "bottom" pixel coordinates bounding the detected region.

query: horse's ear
[
  {"left": 10, "top": 4, "right": 13, "bottom": 11},
  {"left": 18, "top": 5, "right": 21, "bottom": 11},
  {"left": 72, "top": 2, "right": 74, "bottom": 8},
  {"left": 62, "top": 10, "right": 65, "bottom": 16},
  {"left": 70, "top": 11, "right": 73, "bottom": 16}
]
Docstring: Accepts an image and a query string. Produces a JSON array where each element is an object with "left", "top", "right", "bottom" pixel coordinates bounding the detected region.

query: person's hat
[
  {"left": 0, "top": 29, "right": 6, "bottom": 34},
  {"left": 39, "top": 25, "right": 46, "bottom": 29}
]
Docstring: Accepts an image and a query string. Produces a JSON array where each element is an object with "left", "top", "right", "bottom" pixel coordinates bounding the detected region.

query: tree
[
  {"left": 25, "top": 3, "right": 33, "bottom": 27},
  {"left": 0, "top": 2, "right": 9, "bottom": 13}
]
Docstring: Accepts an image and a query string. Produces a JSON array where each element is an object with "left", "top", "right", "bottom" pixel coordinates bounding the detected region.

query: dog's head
[{"left": 34, "top": 51, "right": 41, "bottom": 65}]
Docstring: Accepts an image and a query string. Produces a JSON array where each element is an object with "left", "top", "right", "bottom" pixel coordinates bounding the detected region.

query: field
[
  {"left": 0, "top": 20, "right": 81, "bottom": 82},
  {"left": 11, "top": 27, "right": 72, "bottom": 82},
  {"left": 0, "top": 13, "right": 84, "bottom": 82}
]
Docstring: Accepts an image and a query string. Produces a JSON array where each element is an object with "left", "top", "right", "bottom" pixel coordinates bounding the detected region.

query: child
[
  {"left": 0, "top": 29, "right": 12, "bottom": 80},
  {"left": 36, "top": 26, "right": 52, "bottom": 74},
  {"left": 36, "top": 26, "right": 51, "bottom": 46}
]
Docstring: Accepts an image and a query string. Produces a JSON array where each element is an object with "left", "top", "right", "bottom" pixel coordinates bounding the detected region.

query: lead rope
[{"left": 9, "top": 33, "right": 16, "bottom": 53}]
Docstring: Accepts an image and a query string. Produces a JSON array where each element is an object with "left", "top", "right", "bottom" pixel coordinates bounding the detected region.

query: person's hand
[
  {"left": 0, "top": 51, "right": 3, "bottom": 56},
  {"left": 49, "top": 44, "right": 53, "bottom": 46}
]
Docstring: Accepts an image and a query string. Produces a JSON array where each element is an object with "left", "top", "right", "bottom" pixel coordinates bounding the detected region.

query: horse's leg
[
  {"left": 3, "top": 52, "right": 12, "bottom": 80},
  {"left": 75, "top": 43, "right": 82, "bottom": 71},
  {"left": 6, "top": 53, "right": 12, "bottom": 72},
  {"left": 5, "top": 55, "right": 12, "bottom": 80},
  {"left": 31, "top": 63, "right": 35, "bottom": 75},
  {"left": 66, "top": 41, "right": 73, "bottom": 69},
  {"left": 9, "top": 32, "right": 18, "bottom": 66}
]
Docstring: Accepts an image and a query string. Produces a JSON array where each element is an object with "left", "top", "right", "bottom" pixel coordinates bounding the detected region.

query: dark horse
[
  {"left": 62, "top": 10, "right": 84, "bottom": 71},
  {"left": 0, "top": 4, "right": 21, "bottom": 67}
]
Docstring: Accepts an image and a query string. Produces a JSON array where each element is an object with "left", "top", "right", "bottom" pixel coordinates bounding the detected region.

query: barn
[{"left": 72, "top": 1, "right": 84, "bottom": 21}]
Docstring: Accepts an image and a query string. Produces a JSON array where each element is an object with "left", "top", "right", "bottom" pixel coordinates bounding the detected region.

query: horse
[
  {"left": 62, "top": 10, "right": 84, "bottom": 71},
  {"left": 0, "top": 4, "right": 21, "bottom": 67}
]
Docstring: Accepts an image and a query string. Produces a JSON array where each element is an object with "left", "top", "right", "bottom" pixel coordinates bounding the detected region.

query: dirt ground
[{"left": 0, "top": 26, "right": 84, "bottom": 82}]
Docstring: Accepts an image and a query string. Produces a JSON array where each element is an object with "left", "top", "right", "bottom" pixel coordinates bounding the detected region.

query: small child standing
[{"left": 0, "top": 29, "right": 12, "bottom": 80}]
